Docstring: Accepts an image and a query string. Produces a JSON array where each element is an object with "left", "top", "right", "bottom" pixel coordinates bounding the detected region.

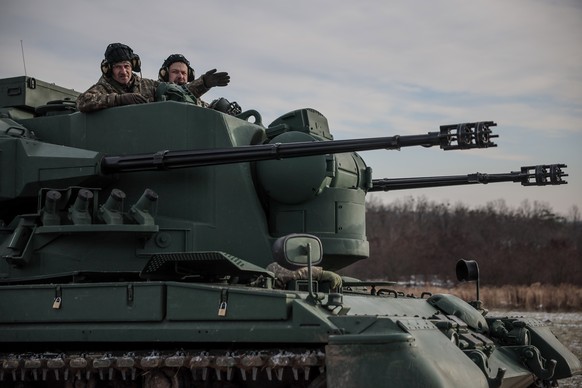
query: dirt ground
[{"left": 491, "top": 311, "right": 582, "bottom": 388}]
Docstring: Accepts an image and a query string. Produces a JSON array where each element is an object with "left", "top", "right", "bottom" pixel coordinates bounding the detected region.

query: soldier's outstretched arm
[{"left": 186, "top": 69, "right": 230, "bottom": 98}]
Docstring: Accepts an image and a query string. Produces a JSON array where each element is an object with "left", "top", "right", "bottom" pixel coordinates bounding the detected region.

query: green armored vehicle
[{"left": 0, "top": 76, "right": 579, "bottom": 387}]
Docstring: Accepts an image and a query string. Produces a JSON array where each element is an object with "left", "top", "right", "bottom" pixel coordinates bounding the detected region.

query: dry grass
[{"left": 403, "top": 283, "right": 582, "bottom": 311}]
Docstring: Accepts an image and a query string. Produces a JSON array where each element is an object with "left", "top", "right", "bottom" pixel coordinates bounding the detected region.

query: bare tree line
[{"left": 340, "top": 197, "right": 582, "bottom": 286}]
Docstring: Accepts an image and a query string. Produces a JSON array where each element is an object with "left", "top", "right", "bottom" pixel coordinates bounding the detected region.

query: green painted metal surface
[{"left": 0, "top": 76, "right": 579, "bottom": 387}]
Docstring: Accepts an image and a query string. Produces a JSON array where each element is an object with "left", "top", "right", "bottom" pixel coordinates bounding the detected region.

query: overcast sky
[{"left": 1, "top": 0, "right": 581, "bottom": 217}]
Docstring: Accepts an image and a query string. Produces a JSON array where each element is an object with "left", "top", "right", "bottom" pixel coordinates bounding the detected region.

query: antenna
[{"left": 20, "top": 40, "right": 28, "bottom": 76}]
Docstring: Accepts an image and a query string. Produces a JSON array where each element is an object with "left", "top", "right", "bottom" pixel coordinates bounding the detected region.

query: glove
[
  {"left": 116, "top": 93, "right": 148, "bottom": 106},
  {"left": 202, "top": 69, "right": 230, "bottom": 88},
  {"left": 320, "top": 270, "right": 343, "bottom": 289}
]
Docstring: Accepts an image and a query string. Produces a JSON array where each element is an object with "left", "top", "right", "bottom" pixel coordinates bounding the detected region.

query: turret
[{"left": 0, "top": 76, "right": 568, "bottom": 284}]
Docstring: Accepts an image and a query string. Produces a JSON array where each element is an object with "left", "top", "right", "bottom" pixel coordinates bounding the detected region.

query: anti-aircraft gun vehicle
[{"left": 0, "top": 75, "right": 580, "bottom": 388}]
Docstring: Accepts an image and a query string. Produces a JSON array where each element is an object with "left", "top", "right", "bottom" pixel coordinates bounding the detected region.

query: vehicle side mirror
[
  {"left": 272, "top": 234, "right": 323, "bottom": 303},
  {"left": 272, "top": 233, "right": 323, "bottom": 268}
]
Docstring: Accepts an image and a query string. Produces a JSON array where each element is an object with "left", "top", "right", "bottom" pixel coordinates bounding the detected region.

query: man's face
[
  {"left": 168, "top": 62, "right": 189, "bottom": 85},
  {"left": 112, "top": 61, "right": 132, "bottom": 85}
]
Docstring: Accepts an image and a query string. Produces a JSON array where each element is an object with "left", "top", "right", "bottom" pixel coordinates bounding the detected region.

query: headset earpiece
[
  {"left": 101, "top": 59, "right": 111, "bottom": 76},
  {"left": 158, "top": 67, "right": 169, "bottom": 82},
  {"left": 187, "top": 67, "right": 195, "bottom": 82},
  {"left": 131, "top": 54, "right": 141, "bottom": 73}
]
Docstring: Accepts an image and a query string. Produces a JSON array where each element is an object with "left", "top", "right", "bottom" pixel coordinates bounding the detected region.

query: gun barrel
[
  {"left": 370, "top": 164, "right": 568, "bottom": 192},
  {"left": 100, "top": 121, "right": 497, "bottom": 174}
]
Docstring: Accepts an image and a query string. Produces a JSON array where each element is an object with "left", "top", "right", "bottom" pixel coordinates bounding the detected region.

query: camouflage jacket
[
  {"left": 76, "top": 74, "right": 209, "bottom": 113},
  {"left": 266, "top": 262, "right": 343, "bottom": 289}
]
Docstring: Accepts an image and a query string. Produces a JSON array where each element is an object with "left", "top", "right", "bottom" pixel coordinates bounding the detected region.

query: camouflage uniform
[
  {"left": 76, "top": 74, "right": 208, "bottom": 113},
  {"left": 266, "top": 262, "right": 343, "bottom": 290},
  {"left": 185, "top": 78, "right": 211, "bottom": 98}
]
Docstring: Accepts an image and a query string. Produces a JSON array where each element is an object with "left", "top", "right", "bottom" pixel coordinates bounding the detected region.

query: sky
[{"left": 1, "top": 0, "right": 581, "bottom": 217}]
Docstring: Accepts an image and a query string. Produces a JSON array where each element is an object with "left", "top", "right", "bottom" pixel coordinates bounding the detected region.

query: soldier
[
  {"left": 158, "top": 53, "right": 242, "bottom": 115},
  {"left": 76, "top": 43, "right": 208, "bottom": 113},
  {"left": 266, "top": 262, "right": 343, "bottom": 290},
  {"left": 158, "top": 53, "right": 230, "bottom": 97}
]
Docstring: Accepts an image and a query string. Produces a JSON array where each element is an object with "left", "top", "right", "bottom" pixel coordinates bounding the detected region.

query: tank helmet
[
  {"left": 101, "top": 43, "right": 141, "bottom": 76},
  {"left": 158, "top": 54, "right": 195, "bottom": 82}
]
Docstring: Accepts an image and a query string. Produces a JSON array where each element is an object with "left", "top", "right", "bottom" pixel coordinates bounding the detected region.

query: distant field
[{"left": 403, "top": 283, "right": 582, "bottom": 311}]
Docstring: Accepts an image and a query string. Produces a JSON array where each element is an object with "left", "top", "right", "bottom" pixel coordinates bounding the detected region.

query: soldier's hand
[
  {"left": 202, "top": 69, "right": 230, "bottom": 88},
  {"left": 320, "top": 270, "right": 343, "bottom": 289},
  {"left": 117, "top": 93, "right": 148, "bottom": 106}
]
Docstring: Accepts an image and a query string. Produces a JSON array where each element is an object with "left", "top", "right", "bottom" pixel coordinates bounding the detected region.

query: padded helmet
[
  {"left": 158, "top": 54, "right": 195, "bottom": 82},
  {"left": 101, "top": 43, "right": 141, "bottom": 76}
]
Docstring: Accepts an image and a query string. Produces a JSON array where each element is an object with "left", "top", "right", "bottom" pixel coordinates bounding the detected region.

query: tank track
[{"left": 0, "top": 349, "right": 326, "bottom": 387}]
